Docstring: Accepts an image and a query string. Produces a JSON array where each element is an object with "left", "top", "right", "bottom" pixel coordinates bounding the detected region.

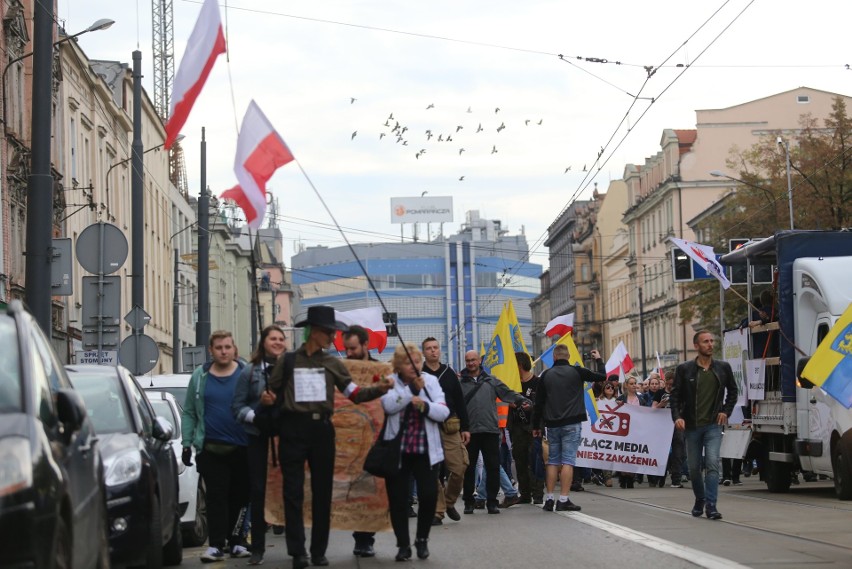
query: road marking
[{"left": 558, "top": 511, "right": 751, "bottom": 569}]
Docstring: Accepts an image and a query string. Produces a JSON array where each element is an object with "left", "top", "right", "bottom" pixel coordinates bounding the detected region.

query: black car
[
  {"left": 0, "top": 300, "right": 109, "bottom": 569},
  {"left": 66, "top": 364, "right": 182, "bottom": 568}
]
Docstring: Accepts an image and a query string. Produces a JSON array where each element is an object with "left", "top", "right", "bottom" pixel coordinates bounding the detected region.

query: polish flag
[
  {"left": 221, "top": 101, "right": 294, "bottom": 228},
  {"left": 605, "top": 341, "right": 635, "bottom": 377},
  {"left": 164, "top": 0, "right": 226, "bottom": 149},
  {"left": 544, "top": 313, "right": 574, "bottom": 338},
  {"left": 332, "top": 307, "right": 389, "bottom": 353}
]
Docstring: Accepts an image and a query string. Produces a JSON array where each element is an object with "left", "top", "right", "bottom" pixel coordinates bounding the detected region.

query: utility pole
[
  {"left": 196, "top": 128, "right": 211, "bottom": 350},
  {"left": 131, "top": 50, "right": 144, "bottom": 309},
  {"left": 173, "top": 248, "right": 180, "bottom": 372},
  {"left": 25, "top": 0, "right": 55, "bottom": 333},
  {"left": 638, "top": 286, "right": 648, "bottom": 379}
]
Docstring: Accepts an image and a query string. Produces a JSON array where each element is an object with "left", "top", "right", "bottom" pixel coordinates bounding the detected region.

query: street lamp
[
  {"left": 23, "top": 11, "right": 114, "bottom": 334},
  {"left": 777, "top": 137, "right": 795, "bottom": 230},
  {"left": 103, "top": 135, "right": 184, "bottom": 215},
  {"left": 2, "top": 18, "right": 115, "bottom": 127},
  {"left": 709, "top": 170, "right": 783, "bottom": 223}
]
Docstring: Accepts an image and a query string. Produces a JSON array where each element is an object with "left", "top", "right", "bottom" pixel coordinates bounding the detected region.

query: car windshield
[
  {"left": 159, "top": 387, "right": 187, "bottom": 408},
  {"left": 0, "top": 316, "right": 22, "bottom": 413},
  {"left": 149, "top": 398, "right": 179, "bottom": 440},
  {"left": 69, "top": 371, "right": 132, "bottom": 434}
]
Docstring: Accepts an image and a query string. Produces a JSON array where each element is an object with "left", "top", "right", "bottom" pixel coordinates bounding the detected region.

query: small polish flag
[
  {"left": 544, "top": 313, "right": 574, "bottom": 338},
  {"left": 221, "top": 101, "right": 294, "bottom": 228},
  {"left": 332, "top": 307, "right": 389, "bottom": 353},
  {"left": 605, "top": 341, "right": 635, "bottom": 377},
  {"left": 164, "top": 0, "right": 226, "bottom": 149}
]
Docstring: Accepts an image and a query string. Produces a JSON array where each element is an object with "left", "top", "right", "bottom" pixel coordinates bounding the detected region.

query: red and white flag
[
  {"left": 221, "top": 101, "right": 294, "bottom": 228},
  {"left": 544, "top": 313, "right": 574, "bottom": 338},
  {"left": 605, "top": 341, "right": 635, "bottom": 377},
  {"left": 332, "top": 307, "right": 388, "bottom": 353},
  {"left": 164, "top": 0, "right": 226, "bottom": 149}
]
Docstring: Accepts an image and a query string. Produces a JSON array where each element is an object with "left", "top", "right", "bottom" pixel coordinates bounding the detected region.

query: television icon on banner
[{"left": 591, "top": 403, "right": 631, "bottom": 436}]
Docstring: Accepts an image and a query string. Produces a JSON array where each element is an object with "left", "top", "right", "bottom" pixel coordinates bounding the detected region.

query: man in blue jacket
[{"left": 671, "top": 330, "right": 738, "bottom": 521}]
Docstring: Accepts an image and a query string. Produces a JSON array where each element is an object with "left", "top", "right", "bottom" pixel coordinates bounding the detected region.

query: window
[
  {"left": 126, "top": 373, "right": 154, "bottom": 436},
  {"left": 0, "top": 317, "right": 22, "bottom": 413},
  {"left": 797, "top": 95, "right": 810, "bottom": 104}
]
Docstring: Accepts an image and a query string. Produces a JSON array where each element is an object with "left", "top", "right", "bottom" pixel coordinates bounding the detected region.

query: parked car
[
  {"left": 0, "top": 300, "right": 110, "bottom": 569},
  {"left": 141, "top": 373, "right": 193, "bottom": 409},
  {"left": 66, "top": 364, "right": 182, "bottom": 568},
  {"left": 145, "top": 388, "right": 208, "bottom": 546}
]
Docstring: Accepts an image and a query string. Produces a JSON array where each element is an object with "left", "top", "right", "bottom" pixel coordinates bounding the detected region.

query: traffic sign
[
  {"left": 76, "top": 222, "right": 128, "bottom": 275},
  {"left": 75, "top": 350, "right": 118, "bottom": 365},
  {"left": 124, "top": 305, "right": 152, "bottom": 332},
  {"left": 119, "top": 333, "right": 159, "bottom": 375}
]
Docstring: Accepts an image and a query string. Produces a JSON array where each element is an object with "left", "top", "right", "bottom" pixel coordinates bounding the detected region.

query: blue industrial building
[{"left": 290, "top": 211, "right": 542, "bottom": 370}]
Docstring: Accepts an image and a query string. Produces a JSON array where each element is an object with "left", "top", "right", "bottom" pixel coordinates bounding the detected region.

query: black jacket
[
  {"left": 423, "top": 362, "right": 470, "bottom": 432},
  {"left": 532, "top": 360, "right": 606, "bottom": 429},
  {"left": 670, "top": 359, "right": 738, "bottom": 428}
]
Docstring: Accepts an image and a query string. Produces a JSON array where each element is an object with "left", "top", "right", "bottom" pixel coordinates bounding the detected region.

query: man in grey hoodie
[{"left": 459, "top": 350, "right": 531, "bottom": 515}]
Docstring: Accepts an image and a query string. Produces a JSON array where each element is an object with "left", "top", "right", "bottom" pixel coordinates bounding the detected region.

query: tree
[{"left": 680, "top": 96, "right": 852, "bottom": 330}]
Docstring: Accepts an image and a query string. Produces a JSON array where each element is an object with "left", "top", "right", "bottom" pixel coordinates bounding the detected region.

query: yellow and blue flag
[
  {"left": 506, "top": 300, "right": 529, "bottom": 355},
  {"left": 802, "top": 302, "right": 852, "bottom": 409},
  {"left": 482, "top": 302, "right": 522, "bottom": 392},
  {"left": 536, "top": 332, "right": 599, "bottom": 422}
]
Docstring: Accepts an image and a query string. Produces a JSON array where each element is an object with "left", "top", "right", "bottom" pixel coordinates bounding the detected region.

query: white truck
[{"left": 720, "top": 230, "right": 852, "bottom": 500}]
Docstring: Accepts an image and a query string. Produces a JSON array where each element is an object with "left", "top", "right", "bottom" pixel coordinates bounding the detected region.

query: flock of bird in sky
[{"left": 347, "top": 99, "right": 587, "bottom": 182}]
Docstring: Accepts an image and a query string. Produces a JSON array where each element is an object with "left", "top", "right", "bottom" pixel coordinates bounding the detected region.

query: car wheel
[
  {"left": 182, "top": 481, "right": 208, "bottom": 547},
  {"left": 54, "top": 516, "right": 72, "bottom": 569},
  {"left": 145, "top": 497, "right": 164, "bottom": 569},
  {"left": 833, "top": 443, "right": 852, "bottom": 500},
  {"left": 163, "top": 510, "right": 183, "bottom": 566}
]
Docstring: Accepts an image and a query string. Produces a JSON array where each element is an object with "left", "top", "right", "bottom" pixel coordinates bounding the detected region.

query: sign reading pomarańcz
[
  {"left": 575, "top": 401, "right": 674, "bottom": 475},
  {"left": 390, "top": 196, "right": 453, "bottom": 223}
]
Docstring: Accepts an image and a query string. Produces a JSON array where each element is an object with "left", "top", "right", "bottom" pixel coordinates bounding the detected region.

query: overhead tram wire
[{"left": 444, "top": 0, "right": 754, "bottom": 339}]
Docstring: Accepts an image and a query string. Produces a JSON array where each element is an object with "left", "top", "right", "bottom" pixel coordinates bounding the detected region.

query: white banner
[
  {"left": 575, "top": 402, "right": 674, "bottom": 475},
  {"left": 723, "top": 329, "right": 749, "bottom": 407},
  {"left": 745, "top": 358, "right": 766, "bottom": 401}
]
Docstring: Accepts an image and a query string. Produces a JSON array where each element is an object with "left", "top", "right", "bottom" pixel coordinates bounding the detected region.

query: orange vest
[{"left": 496, "top": 398, "right": 509, "bottom": 428}]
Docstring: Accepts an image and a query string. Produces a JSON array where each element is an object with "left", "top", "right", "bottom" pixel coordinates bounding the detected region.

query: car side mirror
[
  {"left": 153, "top": 416, "right": 174, "bottom": 441},
  {"left": 56, "top": 389, "right": 87, "bottom": 433},
  {"left": 797, "top": 357, "right": 815, "bottom": 389}
]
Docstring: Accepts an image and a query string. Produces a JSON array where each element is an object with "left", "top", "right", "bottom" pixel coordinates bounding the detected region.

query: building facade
[{"left": 291, "top": 211, "right": 541, "bottom": 370}]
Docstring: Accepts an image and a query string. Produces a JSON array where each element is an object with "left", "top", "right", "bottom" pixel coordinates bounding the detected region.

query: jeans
[
  {"left": 475, "top": 460, "right": 518, "bottom": 498},
  {"left": 685, "top": 424, "right": 722, "bottom": 505}
]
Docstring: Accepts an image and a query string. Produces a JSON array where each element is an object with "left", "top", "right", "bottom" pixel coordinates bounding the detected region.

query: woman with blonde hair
[{"left": 380, "top": 343, "right": 449, "bottom": 561}]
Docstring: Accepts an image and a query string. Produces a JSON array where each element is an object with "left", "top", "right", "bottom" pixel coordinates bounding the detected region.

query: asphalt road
[{"left": 180, "top": 475, "right": 852, "bottom": 568}]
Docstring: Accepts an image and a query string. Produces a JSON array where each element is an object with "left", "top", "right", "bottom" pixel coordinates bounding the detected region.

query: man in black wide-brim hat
[{"left": 267, "top": 306, "right": 394, "bottom": 569}]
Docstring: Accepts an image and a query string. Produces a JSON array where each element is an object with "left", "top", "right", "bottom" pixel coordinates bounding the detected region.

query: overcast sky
[{"left": 61, "top": 0, "right": 852, "bottom": 269}]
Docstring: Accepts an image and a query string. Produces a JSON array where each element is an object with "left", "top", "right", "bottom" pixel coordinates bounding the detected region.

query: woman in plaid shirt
[{"left": 380, "top": 343, "right": 449, "bottom": 561}]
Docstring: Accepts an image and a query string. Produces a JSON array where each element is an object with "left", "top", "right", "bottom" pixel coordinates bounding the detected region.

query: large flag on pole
[
  {"left": 544, "top": 314, "right": 574, "bottom": 338},
  {"left": 332, "top": 307, "right": 388, "bottom": 353},
  {"left": 605, "top": 341, "right": 634, "bottom": 377},
  {"left": 801, "top": 302, "right": 852, "bottom": 408},
  {"left": 164, "top": 0, "right": 226, "bottom": 149},
  {"left": 506, "top": 300, "right": 529, "bottom": 354},
  {"left": 482, "top": 302, "right": 522, "bottom": 392},
  {"left": 670, "top": 237, "right": 731, "bottom": 289},
  {"left": 221, "top": 101, "right": 294, "bottom": 228}
]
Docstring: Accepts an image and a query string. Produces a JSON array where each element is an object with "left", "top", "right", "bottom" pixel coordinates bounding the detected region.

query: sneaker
[
  {"left": 446, "top": 506, "right": 461, "bottom": 521},
  {"left": 486, "top": 504, "right": 501, "bottom": 514},
  {"left": 408, "top": 505, "right": 417, "bottom": 518},
  {"left": 705, "top": 502, "right": 723, "bottom": 520},
  {"left": 201, "top": 547, "right": 226, "bottom": 563},
  {"left": 248, "top": 551, "right": 264, "bottom": 566},
  {"left": 463, "top": 503, "right": 475, "bottom": 515},
  {"left": 231, "top": 546, "right": 252, "bottom": 559},
  {"left": 691, "top": 498, "right": 705, "bottom": 517},
  {"left": 570, "top": 483, "right": 585, "bottom": 492},
  {"left": 733, "top": 480, "right": 743, "bottom": 486},
  {"left": 473, "top": 499, "right": 485, "bottom": 510},
  {"left": 542, "top": 498, "right": 555, "bottom": 512},
  {"left": 670, "top": 482, "right": 683, "bottom": 488},
  {"left": 533, "top": 497, "right": 544, "bottom": 504},
  {"left": 722, "top": 479, "right": 731, "bottom": 486},
  {"left": 431, "top": 517, "right": 443, "bottom": 526},
  {"left": 272, "top": 525, "right": 285, "bottom": 535},
  {"left": 555, "top": 499, "right": 581, "bottom": 512}
]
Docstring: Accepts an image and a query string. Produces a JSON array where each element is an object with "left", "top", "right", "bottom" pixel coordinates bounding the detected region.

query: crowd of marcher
[{"left": 179, "top": 306, "right": 739, "bottom": 568}]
